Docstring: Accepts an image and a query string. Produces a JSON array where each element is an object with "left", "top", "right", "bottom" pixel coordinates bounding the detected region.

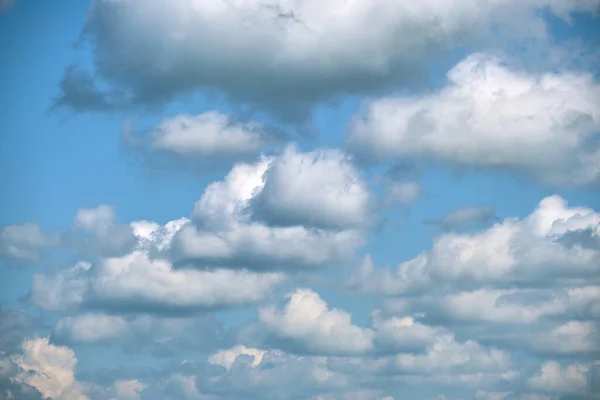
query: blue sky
[{"left": 1, "top": 1, "right": 600, "bottom": 400}]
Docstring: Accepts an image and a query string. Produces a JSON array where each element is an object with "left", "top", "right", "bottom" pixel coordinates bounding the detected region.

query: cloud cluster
[
  {"left": 171, "top": 145, "right": 368, "bottom": 270},
  {"left": 348, "top": 196, "right": 600, "bottom": 397},
  {"left": 348, "top": 53, "right": 600, "bottom": 186},
  {"left": 5, "top": 1, "right": 599, "bottom": 399},
  {"left": 351, "top": 195, "right": 600, "bottom": 294},
  {"left": 55, "top": 0, "right": 600, "bottom": 119}
]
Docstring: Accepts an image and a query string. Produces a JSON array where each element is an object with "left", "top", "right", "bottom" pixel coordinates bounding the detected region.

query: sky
[{"left": 0, "top": 1, "right": 599, "bottom": 399}]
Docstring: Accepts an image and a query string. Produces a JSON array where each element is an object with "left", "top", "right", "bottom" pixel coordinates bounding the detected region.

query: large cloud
[
  {"left": 52, "top": 312, "right": 229, "bottom": 357},
  {"left": 350, "top": 195, "right": 600, "bottom": 294},
  {"left": 8, "top": 338, "right": 89, "bottom": 400},
  {"left": 348, "top": 194, "right": 600, "bottom": 375},
  {"left": 54, "top": 0, "right": 600, "bottom": 119},
  {"left": 249, "top": 145, "right": 375, "bottom": 230},
  {"left": 30, "top": 251, "right": 284, "bottom": 315},
  {"left": 67, "top": 204, "right": 138, "bottom": 258},
  {"left": 259, "top": 289, "right": 374, "bottom": 356},
  {"left": 527, "top": 361, "right": 598, "bottom": 396},
  {"left": 348, "top": 53, "right": 600, "bottom": 186},
  {"left": 171, "top": 147, "right": 368, "bottom": 270}
]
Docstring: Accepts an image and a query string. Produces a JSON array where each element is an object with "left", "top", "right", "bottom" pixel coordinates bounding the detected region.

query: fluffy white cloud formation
[
  {"left": 259, "top": 289, "right": 374, "bottom": 356},
  {"left": 0, "top": 223, "right": 57, "bottom": 262},
  {"left": 250, "top": 145, "right": 374, "bottom": 230},
  {"left": 112, "top": 379, "right": 147, "bottom": 400},
  {"left": 351, "top": 195, "right": 600, "bottom": 294},
  {"left": 206, "top": 348, "right": 349, "bottom": 397},
  {"left": 69, "top": 205, "right": 138, "bottom": 258},
  {"left": 56, "top": 0, "right": 600, "bottom": 118},
  {"left": 348, "top": 53, "right": 600, "bottom": 186},
  {"left": 394, "top": 334, "right": 512, "bottom": 374},
  {"left": 54, "top": 314, "right": 128, "bottom": 344},
  {"left": 527, "top": 361, "right": 596, "bottom": 395},
  {"left": 171, "top": 147, "right": 367, "bottom": 270},
  {"left": 371, "top": 312, "right": 442, "bottom": 353},
  {"left": 209, "top": 345, "right": 266, "bottom": 372},
  {"left": 31, "top": 251, "right": 284, "bottom": 315},
  {"left": 10, "top": 338, "right": 88, "bottom": 400},
  {"left": 144, "top": 112, "right": 269, "bottom": 158},
  {"left": 123, "top": 111, "right": 280, "bottom": 168}
]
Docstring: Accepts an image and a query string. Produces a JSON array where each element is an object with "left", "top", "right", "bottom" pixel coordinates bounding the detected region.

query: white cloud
[
  {"left": 250, "top": 145, "right": 374, "bottom": 230},
  {"left": 112, "top": 379, "right": 146, "bottom": 400},
  {"left": 52, "top": 312, "right": 226, "bottom": 357},
  {"left": 371, "top": 312, "right": 442, "bottom": 352},
  {"left": 350, "top": 195, "right": 600, "bottom": 294},
  {"left": 348, "top": 53, "right": 600, "bottom": 186},
  {"left": 145, "top": 112, "right": 270, "bottom": 158},
  {"left": 528, "top": 361, "right": 593, "bottom": 395},
  {"left": 208, "top": 345, "right": 266, "bottom": 371},
  {"left": 394, "top": 334, "right": 511, "bottom": 374},
  {"left": 122, "top": 112, "right": 280, "bottom": 169},
  {"left": 532, "top": 320, "right": 600, "bottom": 355},
  {"left": 259, "top": 289, "right": 374, "bottom": 355},
  {"left": 54, "top": 314, "right": 128, "bottom": 344},
  {"left": 0, "top": 223, "right": 57, "bottom": 262},
  {"left": 74, "top": 205, "right": 116, "bottom": 233},
  {"left": 57, "top": 0, "right": 600, "bottom": 118},
  {"left": 70, "top": 205, "right": 137, "bottom": 258},
  {"left": 31, "top": 251, "right": 284, "bottom": 314},
  {"left": 172, "top": 152, "right": 366, "bottom": 270},
  {"left": 206, "top": 349, "right": 349, "bottom": 395},
  {"left": 414, "top": 285, "right": 600, "bottom": 324},
  {"left": 10, "top": 338, "right": 88, "bottom": 400}
]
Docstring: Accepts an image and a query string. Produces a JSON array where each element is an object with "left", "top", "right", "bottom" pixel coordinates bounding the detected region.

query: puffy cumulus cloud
[
  {"left": 208, "top": 345, "right": 265, "bottom": 372},
  {"left": 350, "top": 195, "right": 600, "bottom": 295},
  {"left": 348, "top": 53, "right": 600, "bottom": 186},
  {"left": 122, "top": 111, "right": 283, "bottom": 169},
  {"left": 259, "top": 289, "right": 374, "bottom": 356},
  {"left": 397, "top": 285, "right": 600, "bottom": 326},
  {"left": 532, "top": 321, "right": 600, "bottom": 355},
  {"left": 112, "top": 379, "right": 147, "bottom": 400},
  {"left": 31, "top": 251, "right": 284, "bottom": 315},
  {"left": 424, "top": 205, "right": 497, "bottom": 231},
  {"left": 171, "top": 149, "right": 367, "bottom": 270},
  {"left": 0, "top": 222, "right": 58, "bottom": 264},
  {"left": 250, "top": 145, "right": 375, "bottom": 230},
  {"left": 9, "top": 338, "right": 89, "bottom": 400},
  {"left": 67, "top": 204, "right": 138, "bottom": 258},
  {"left": 371, "top": 312, "right": 443, "bottom": 353},
  {"left": 394, "top": 333, "right": 512, "bottom": 375},
  {"left": 56, "top": 0, "right": 600, "bottom": 119},
  {"left": 206, "top": 347, "right": 349, "bottom": 398},
  {"left": 527, "top": 361, "right": 598, "bottom": 396},
  {"left": 52, "top": 312, "right": 228, "bottom": 357},
  {"left": 53, "top": 314, "right": 128, "bottom": 344}
]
